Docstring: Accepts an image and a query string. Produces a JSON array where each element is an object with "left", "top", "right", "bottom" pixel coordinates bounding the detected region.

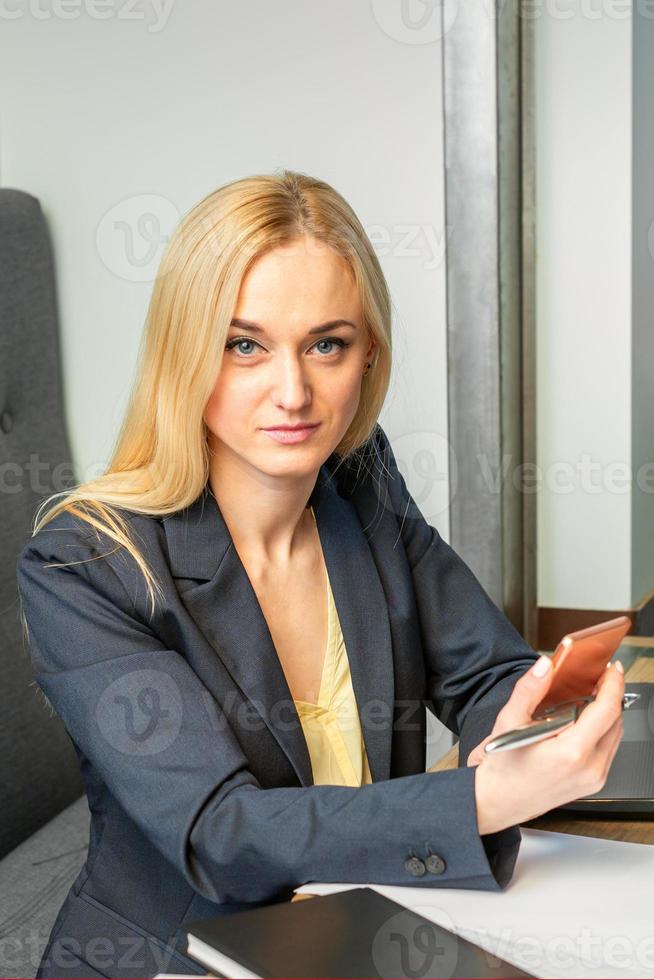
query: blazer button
[
  {"left": 404, "top": 856, "right": 426, "bottom": 877},
  {"left": 426, "top": 853, "right": 446, "bottom": 875}
]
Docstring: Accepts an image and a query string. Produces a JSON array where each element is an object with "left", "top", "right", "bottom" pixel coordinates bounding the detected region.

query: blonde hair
[{"left": 28, "top": 169, "right": 393, "bottom": 619}]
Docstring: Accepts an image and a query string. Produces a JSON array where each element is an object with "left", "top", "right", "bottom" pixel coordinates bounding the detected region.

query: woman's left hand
[{"left": 465, "top": 655, "right": 555, "bottom": 766}]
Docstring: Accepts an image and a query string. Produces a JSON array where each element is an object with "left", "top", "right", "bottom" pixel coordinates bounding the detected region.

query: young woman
[{"left": 17, "top": 170, "right": 625, "bottom": 979}]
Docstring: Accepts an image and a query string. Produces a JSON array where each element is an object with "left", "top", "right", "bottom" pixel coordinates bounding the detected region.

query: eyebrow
[{"left": 229, "top": 318, "right": 358, "bottom": 336}]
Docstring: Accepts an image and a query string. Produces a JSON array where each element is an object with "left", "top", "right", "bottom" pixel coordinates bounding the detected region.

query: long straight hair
[{"left": 29, "top": 170, "right": 393, "bottom": 617}]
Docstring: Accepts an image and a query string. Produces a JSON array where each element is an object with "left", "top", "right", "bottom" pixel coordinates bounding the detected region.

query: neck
[{"left": 207, "top": 441, "right": 321, "bottom": 570}]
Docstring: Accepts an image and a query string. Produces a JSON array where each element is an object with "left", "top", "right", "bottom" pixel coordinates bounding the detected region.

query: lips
[
  {"left": 263, "top": 424, "right": 319, "bottom": 431},
  {"left": 262, "top": 424, "right": 320, "bottom": 444}
]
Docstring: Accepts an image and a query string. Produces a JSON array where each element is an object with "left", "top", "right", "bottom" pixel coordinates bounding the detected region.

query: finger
[
  {"left": 589, "top": 714, "right": 624, "bottom": 783},
  {"left": 591, "top": 657, "right": 623, "bottom": 696},
  {"left": 493, "top": 655, "right": 554, "bottom": 730},
  {"left": 590, "top": 660, "right": 613, "bottom": 698},
  {"left": 557, "top": 663, "right": 625, "bottom": 754},
  {"left": 595, "top": 658, "right": 622, "bottom": 689},
  {"left": 592, "top": 712, "right": 623, "bottom": 758},
  {"left": 467, "top": 735, "right": 494, "bottom": 766}
]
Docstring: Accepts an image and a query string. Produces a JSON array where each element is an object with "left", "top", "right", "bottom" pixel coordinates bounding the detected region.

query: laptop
[{"left": 559, "top": 681, "right": 654, "bottom": 814}]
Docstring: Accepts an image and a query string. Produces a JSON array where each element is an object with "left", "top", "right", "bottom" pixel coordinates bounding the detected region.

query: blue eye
[
  {"left": 225, "top": 337, "right": 350, "bottom": 358},
  {"left": 225, "top": 338, "right": 261, "bottom": 357},
  {"left": 314, "top": 338, "right": 349, "bottom": 355}
]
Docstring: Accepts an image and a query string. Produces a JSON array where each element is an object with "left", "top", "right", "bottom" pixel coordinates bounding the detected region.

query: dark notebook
[{"left": 185, "top": 885, "right": 534, "bottom": 979}]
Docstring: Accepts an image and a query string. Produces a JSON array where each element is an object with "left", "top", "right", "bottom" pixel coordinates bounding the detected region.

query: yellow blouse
[{"left": 294, "top": 508, "right": 373, "bottom": 787}]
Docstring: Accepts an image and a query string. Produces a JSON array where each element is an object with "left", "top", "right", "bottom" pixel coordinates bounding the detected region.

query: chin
[
  {"left": 256, "top": 443, "right": 329, "bottom": 475},
  {"left": 258, "top": 448, "right": 321, "bottom": 468}
]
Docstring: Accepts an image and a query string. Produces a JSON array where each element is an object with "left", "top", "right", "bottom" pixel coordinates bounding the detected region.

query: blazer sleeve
[
  {"left": 373, "top": 425, "right": 540, "bottom": 758},
  {"left": 373, "top": 427, "right": 541, "bottom": 883},
  {"left": 17, "top": 519, "right": 523, "bottom": 907}
]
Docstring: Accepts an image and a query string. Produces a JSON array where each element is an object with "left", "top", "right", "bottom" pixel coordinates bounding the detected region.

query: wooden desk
[{"left": 428, "top": 644, "right": 654, "bottom": 845}]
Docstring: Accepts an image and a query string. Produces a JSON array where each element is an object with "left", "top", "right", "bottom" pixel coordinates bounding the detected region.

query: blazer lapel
[{"left": 162, "top": 459, "right": 395, "bottom": 786}]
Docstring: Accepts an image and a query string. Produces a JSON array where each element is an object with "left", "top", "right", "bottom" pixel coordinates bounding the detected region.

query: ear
[{"left": 365, "top": 335, "right": 378, "bottom": 361}]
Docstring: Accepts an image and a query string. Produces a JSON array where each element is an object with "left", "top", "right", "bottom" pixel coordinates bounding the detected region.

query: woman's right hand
[{"left": 473, "top": 659, "right": 625, "bottom": 835}]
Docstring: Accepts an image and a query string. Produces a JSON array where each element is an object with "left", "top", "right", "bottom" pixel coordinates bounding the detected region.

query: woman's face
[{"left": 204, "top": 235, "right": 376, "bottom": 479}]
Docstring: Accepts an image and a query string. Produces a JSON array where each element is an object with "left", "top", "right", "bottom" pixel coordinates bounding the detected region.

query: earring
[{"left": 363, "top": 361, "right": 372, "bottom": 376}]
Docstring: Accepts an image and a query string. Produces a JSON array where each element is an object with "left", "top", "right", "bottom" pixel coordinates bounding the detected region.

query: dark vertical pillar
[{"left": 442, "top": 0, "right": 537, "bottom": 644}]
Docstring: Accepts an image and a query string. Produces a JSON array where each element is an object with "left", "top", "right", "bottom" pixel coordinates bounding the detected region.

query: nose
[{"left": 270, "top": 352, "right": 312, "bottom": 411}]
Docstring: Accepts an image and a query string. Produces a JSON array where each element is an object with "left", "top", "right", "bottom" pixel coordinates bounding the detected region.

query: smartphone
[{"left": 533, "top": 615, "right": 632, "bottom": 714}]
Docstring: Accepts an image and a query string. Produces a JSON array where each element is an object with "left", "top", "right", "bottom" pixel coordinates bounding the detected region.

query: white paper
[{"left": 294, "top": 828, "right": 654, "bottom": 979}]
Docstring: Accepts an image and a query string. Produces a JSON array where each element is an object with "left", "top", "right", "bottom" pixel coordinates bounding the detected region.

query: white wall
[
  {"left": 535, "top": 5, "right": 633, "bottom": 610},
  {"left": 0, "top": 0, "right": 451, "bottom": 536},
  {"left": 0, "top": 0, "right": 453, "bottom": 761}
]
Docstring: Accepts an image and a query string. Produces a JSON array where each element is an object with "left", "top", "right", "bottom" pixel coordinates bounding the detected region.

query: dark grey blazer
[{"left": 16, "top": 425, "right": 539, "bottom": 979}]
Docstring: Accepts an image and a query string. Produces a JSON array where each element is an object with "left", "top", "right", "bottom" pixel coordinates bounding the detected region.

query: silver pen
[{"left": 483, "top": 692, "right": 640, "bottom": 754}]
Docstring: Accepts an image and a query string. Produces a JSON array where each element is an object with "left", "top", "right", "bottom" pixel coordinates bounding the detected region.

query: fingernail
[
  {"left": 532, "top": 655, "right": 552, "bottom": 677},
  {"left": 615, "top": 660, "right": 624, "bottom": 674}
]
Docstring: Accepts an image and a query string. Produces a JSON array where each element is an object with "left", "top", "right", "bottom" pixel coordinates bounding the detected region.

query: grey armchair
[{"left": 0, "top": 188, "right": 90, "bottom": 979}]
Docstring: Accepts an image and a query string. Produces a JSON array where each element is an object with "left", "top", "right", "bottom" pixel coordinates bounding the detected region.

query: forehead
[{"left": 236, "top": 238, "right": 360, "bottom": 319}]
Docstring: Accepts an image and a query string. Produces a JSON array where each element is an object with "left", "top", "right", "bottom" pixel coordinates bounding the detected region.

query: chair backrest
[{"left": 0, "top": 188, "right": 83, "bottom": 859}]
